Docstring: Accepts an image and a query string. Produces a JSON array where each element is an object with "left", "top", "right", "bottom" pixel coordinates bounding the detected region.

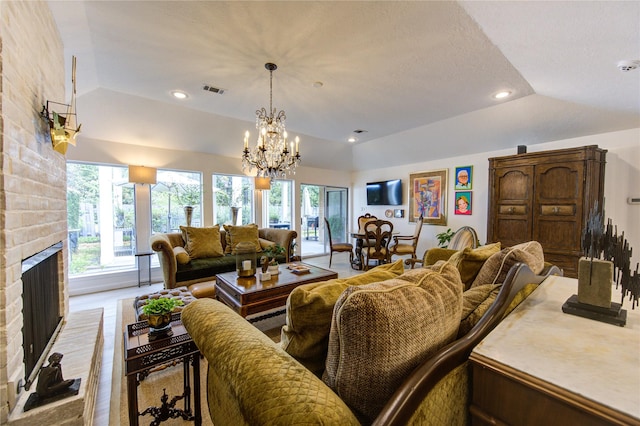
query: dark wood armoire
[{"left": 486, "top": 145, "right": 606, "bottom": 278}]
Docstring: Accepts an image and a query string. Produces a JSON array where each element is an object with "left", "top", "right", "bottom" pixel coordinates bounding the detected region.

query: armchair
[
  {"left": 390, "top": 215, "right": 423, "bottom": 264},
  {"left": 407, "top": 226, "right": 479, "bottom": 269}
]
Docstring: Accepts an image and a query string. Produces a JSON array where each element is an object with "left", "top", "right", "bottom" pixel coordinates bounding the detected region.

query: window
[
  {"left": 67, "top": 164, "right": 204, "bottom": 278},
  {"left": 67, "top": 162, "right": 135, "bottom": 276},
  {"left": 264, "top": 179, "right": 293, "bottom": 229},
  {"left": 213, "top": 174, "right": 254, "bottom": 225},
  {"left": 151, "top": 170, "right": 202, "bottom": 232}
]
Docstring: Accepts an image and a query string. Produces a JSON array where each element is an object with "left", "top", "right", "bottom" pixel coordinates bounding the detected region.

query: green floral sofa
[
  {"left": 182, "top": 241, "right": 561, "bottom": 425},
  {"left": 150, "top": 225, "right": 296, "bottom": 298}
]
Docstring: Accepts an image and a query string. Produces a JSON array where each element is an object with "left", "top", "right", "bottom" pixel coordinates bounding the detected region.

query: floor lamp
[{"left": 128, "top": 166, "right": 157, "bottom": 283}]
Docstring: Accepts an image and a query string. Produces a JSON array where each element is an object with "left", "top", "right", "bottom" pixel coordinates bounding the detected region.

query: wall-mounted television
[{"left": 366, "top": 179, "right": 403, "bottom": 205}]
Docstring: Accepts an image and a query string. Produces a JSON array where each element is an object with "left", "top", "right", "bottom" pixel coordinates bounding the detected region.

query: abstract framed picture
[
  {"left": 409, "top": 169, "right": 448, "bottom": 225},
  {"left": 454, "top": 165, "right": 473, "bottom": 190},
  {"left": 455, "top": 191, "right": 472, "bottom": 215}
]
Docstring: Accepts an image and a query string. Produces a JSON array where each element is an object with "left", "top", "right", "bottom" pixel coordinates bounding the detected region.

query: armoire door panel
[
  {"left": 539, "top": 204, "right": 576, "bottom": 216},
  {"left": 495, "top": 219, "right": 530, "bottom": 245},
  {"left": 499, "top": 205, "right": 527, "bottom": 215},
  {"left": 534, "top": 219, "right": 579, "bottom": 250},
  {"left": 497, "top": 167, "right": 533, "bottom": 201},
  {"left": 535, "top": 162, "right": 584, "bottom": 202}
]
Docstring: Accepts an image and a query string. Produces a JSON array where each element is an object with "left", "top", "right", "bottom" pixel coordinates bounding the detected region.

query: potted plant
[
  {"left": 262, "top": 244, "right": 286, "bottom": 274},
  {"left": 141, "top": 297, "right": 184, "bottom": 340},
  {"left": 436, "top": 228, "right": 455, "bottom": 248}
]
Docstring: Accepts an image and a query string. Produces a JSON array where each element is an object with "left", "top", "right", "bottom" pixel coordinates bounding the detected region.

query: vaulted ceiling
[{"left": 48, "top": 1, "right": 640, "bottom": 171}]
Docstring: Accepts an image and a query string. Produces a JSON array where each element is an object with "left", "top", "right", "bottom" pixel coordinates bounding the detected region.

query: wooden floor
[{"left": 69, "top": 253, "right": 361, "bottom": 426}]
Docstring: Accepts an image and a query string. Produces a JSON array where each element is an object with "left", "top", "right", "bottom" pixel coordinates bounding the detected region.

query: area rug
[{"left": 110, "top": 298, "right": 282, "bottom": 425}]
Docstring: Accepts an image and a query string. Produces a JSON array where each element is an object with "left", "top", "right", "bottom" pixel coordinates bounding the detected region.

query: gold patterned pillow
[
  {"left": 281, "top": 260, "right": 405, "bottom": 377},
  {"left": 447, "top": 242, "right": 501, "bottom": 289},
  {"left": 223, "top": 224, "right": 261, "bottom": 254},
  {"left": 322, "top": 262, "right": 463, "bottom": 423},
  {"left": 471, "top": 241, "right": 544, "bottom": 288},
  {"left": 179, "top": 226, "right": 224, "bottom": 259}
]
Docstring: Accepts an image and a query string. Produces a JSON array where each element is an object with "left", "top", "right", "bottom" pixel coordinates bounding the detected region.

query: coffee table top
[{"left": 215, "top": 262, "right": 338, "bottom": 296}]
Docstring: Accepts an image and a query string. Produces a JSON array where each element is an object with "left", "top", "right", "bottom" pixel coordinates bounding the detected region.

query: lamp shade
[
  {"left": 128, "top": 165, "right": 157, "bottom": 185},
  {"left": 254, "top": 176, "right": 271, "bottom": 190}
]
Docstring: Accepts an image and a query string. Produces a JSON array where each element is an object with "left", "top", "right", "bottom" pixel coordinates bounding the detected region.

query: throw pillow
[
  {"left": 259, "top": 238, "right": 275, "bottom": 251},
  {"left": 281, "top": 260, "right": 406, "bottom": 377},
  {"left": 458, "top": 282, "right": 539, "bottom": 337},
  {"left": 223, "top": 224, "right": 261, "bottom": 254},
  {"left": 471, "top": 241, "right": 544, "bottom": 288},
  {"left": 322, "top": 262, "right": 463, "bottom": 423},
  {"left": 447, "top": 242, "right": 501, "bottom": 289},
  {"left": 179, "top": 226, "right": 224, "bottom": 259},
  {"left": 173, "top": 246, "right": 191, "bottom": 265},
  {"left": 423, "top": 248, "right": 458, "bottom": 266}
]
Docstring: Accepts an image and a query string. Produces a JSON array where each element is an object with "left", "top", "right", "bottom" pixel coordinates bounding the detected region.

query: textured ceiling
[{"left": 48, "top": 1, "right": 640, "bottom": 171}]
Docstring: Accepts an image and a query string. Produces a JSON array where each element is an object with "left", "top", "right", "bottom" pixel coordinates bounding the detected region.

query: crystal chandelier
[{"left": 242, "top": 63, "right": 301, "bottom": 179}]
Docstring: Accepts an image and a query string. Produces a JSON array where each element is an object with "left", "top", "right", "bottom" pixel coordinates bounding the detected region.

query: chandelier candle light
[{"left": 242, "top": 63, "right": 301, "bottom": 179}]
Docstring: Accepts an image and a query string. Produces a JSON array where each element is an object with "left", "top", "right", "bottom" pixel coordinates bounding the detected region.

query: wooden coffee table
[{"left": 215, "top": 262, "right": 338, "bottom": 321}]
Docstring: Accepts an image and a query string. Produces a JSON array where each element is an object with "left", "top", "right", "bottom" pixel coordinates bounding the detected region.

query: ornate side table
[{"left": 124, "top": 313, "right": 201, "bottom": 425}]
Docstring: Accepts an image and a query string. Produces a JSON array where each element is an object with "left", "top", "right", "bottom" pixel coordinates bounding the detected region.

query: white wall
[{"left": 351, "top": 128, "right": 640, "bottom": 263}]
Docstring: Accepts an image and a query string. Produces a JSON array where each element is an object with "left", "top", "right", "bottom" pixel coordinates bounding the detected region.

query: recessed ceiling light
[
  {"left": 493, "top": 91, "right": 512, "bottom": 100},
  {"left": 171, "top": 90, "right": 188, "bottom": 99},
  {"left": 348, "top": 137, "right": 358, "bottom": 143}
]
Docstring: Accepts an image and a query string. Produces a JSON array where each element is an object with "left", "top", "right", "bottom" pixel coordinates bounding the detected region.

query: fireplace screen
[{"left": 22, "top": 243, "right": 63, "bottom": 387}]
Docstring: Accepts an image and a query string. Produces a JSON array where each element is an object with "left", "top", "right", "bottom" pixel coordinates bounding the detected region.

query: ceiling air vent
[{"left": 203, "top": 85, "right": 225, "bottom": 95}]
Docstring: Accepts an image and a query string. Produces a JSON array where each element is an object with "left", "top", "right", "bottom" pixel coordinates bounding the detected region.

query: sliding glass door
[{"left": 300, "top": 184, "right": 348, "bottom": 257}]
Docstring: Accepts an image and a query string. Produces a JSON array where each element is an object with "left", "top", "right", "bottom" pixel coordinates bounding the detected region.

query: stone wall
[{"left": 0, "top": 1, "right": 68, "bottom": 421}]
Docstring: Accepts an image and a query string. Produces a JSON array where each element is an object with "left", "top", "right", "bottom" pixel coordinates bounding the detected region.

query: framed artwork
[
  {"left": 394, "top": 209, "right": 404, "bottom": 218},
  {"left": 454, "top": 165, "right": 473, "bottom": 190},
  {"left": 455, "top": 191, "right": 472, "bottom": 215},
  {"left": 409, "top": 169, "right": 448, "bottom": 225}
]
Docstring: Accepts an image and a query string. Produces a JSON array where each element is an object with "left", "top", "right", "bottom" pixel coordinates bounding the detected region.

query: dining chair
[
  {"left": 362, "top": 219, "right": 394, "bottom": 270},
  {"left": 357, "top": 213, "right": 378, "bottom": 249},
  {"left": 324, "top": 217, "right": 354, "bottom": 267},
  {"left": 390, "top": 215, "right": 423, "bottom": 266},
  {"left": 357, "top": 213, "right": 377, "bottom": 233}
]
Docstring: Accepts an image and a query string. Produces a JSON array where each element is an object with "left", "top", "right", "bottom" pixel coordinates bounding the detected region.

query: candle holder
[{"left": 235, "top": 241, "right": 257, "bottom": 277}]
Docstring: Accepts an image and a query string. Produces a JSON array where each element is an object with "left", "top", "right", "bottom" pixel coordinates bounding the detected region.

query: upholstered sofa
[
  {"left": 150, "top": 225, "right": 297, "bottom": 298},
  {"left": 182, "top": 241, "right": 561, "bottom": 425}
]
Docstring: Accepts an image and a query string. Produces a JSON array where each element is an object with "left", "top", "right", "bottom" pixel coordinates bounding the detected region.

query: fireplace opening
[{"left": 21, "top": 242, "right": 63, "bottom": 390}]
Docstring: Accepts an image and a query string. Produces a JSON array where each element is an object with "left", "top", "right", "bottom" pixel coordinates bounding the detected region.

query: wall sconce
[
  {"left": 255, "top": 176, "right": 271, "bottom": 191},
  {"left": 128, "top": 165, "right": 157, "bottom": 185},
  {"left": 41, "top": 56, "right": 81, "bottom": 155}
]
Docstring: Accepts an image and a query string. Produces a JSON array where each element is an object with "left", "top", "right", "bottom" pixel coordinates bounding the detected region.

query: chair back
[
  {"left": 363, "top": 219, "right": 394, "bottom": 264},
  {"left": 324, "top": 217, "right": 334, "bottom": 248},
  {"left": 412, "top": 215, "right": 424, "bottom": 239},
  {"left": 358, "top": 213, "right": 377, "bottom": 234},
  {"left": 448, "top": 226, "right": 479, "bottom": 250}
]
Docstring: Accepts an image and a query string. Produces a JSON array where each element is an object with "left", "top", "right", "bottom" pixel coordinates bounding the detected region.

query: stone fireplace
[{"left": 1, "top": 1, "right": 75, "bottom": 422}]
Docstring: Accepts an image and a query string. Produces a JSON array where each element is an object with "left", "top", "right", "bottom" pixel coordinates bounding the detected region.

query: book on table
[{"left": 288, "top": 264, "right": 311, "bottom": 274}]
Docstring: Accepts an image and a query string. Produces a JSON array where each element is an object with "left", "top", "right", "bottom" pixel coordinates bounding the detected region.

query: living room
[{"left": 1, "top": 1, "right": 639, "bottom": 425}]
